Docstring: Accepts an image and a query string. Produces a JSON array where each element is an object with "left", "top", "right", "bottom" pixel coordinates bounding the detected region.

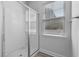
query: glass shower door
[
  {"left": 4, "top": 2, "right": 29, "bottom": 57},
  {"left": 29, "top": 9, "right": 38, "bottom": 56}
]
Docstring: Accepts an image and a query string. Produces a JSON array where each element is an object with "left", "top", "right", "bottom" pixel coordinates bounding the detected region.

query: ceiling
[{"left": 24, "top": 1, "right": 54, "bottom": 12}]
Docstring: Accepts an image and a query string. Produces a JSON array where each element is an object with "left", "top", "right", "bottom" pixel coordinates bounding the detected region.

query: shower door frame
[
  {"left": 1, "top": 1, "right": 39, "bottom": 57},
  {"left": 18, "top": 2, "right": 39, "bottom": 57},
  {"left": 18, "top": 2, "right": 30, "bottom": 57}
]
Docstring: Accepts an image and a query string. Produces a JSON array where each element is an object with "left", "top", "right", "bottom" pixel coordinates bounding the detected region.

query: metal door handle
[{"left": 74, "top": 16, "right": 79, "bottom": 18}]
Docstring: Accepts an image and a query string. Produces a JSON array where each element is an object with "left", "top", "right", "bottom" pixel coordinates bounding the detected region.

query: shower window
[{"left": 43, "top": 1, "right": 65, "bottom": 36}]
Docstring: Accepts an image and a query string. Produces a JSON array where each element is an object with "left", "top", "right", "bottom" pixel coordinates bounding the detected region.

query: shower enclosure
[{"left": 0, "top": 1, "right": 38, "bottom": 57}]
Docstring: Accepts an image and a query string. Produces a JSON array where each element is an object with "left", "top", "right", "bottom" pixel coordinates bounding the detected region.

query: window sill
[
  {"left": 42, "top": 34, "right": 67, "bottom": 38},
  {"left": 42, "top": 16, "right": 65, "bottom": 21}
]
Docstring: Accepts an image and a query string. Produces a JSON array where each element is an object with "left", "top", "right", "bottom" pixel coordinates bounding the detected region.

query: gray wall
[
  {"left": 0, "top": 2, "right": 3, "bottom": 57},
  {"left": 27, "top": 1, "right": 72, "bottom": 57}
]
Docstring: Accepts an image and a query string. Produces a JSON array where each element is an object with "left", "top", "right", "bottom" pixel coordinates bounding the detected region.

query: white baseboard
[{"left": 39, "top": 48, "right": 65, "bottom": 57}]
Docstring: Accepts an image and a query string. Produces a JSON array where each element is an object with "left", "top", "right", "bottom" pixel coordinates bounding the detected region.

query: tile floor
[{"left": 34, "top": 52, "right": 52, "bottom": 57}]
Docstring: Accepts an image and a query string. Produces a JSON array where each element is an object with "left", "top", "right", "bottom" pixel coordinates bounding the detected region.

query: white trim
[
  {"left": 40, "top": 48, "right": 65, "bottom": 57},
  {"left": 18, "top": 1, "right": 38, "bottom": 14},
  {"left": 42, "top": 16, "right": 65, "bottom": 21},
  {"left": 42, "top": 34, "right": 67, "bottom": 38},
  {"left": 31, "top": 49, "right": 40, "bottom": 57}
]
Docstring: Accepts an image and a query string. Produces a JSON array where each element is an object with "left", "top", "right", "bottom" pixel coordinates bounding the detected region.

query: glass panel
[
  {"left": 44, "top": 1, "right": 65, "bottom": 35},
  {"left": 4, "top": 2, "right": 28, "bottom": 57},
  {"left": 29, "top": 9, "right": 38, "bottom": 55},
  {"left": 44, "top": 17, "right": 65, "bottom": 35},
  {"left": 45, "top": 1, "right": 64, "bottom": 19},
  {"left": 29, "top": 9, "right": 36, "bottom": 35}
]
